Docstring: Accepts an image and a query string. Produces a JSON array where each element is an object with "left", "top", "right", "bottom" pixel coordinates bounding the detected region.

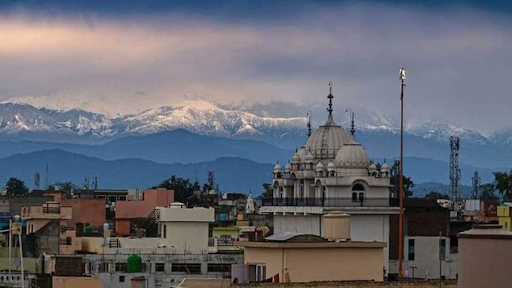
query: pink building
[
  {"left": 62, "top": 198, "right": 106, "bottom": 228},
  {"left": 115, "top": 189, "right": 174, "bottom": 236}
]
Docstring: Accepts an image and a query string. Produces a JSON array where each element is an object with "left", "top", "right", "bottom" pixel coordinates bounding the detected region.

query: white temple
[{"left": 260, "top": 86, "right": 398, "bottom": 274}]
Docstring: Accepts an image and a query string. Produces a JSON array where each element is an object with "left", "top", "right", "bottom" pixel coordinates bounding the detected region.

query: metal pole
[
  {"left": 439, "top": 231, "right": 442, "bottom": 288},
  {"left": 19, "top": 230, "right": 24, "bottom": 288},
  {"left": 8, "top": 219, "right": 12, "bottom": 287},
  {"left": 398, "top": 73, "right": 406, "bottom": 278}
]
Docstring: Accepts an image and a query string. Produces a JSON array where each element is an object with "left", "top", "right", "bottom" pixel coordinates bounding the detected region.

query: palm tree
[{"left": 494, "top": 170, "right": 512, "bottom": 202}]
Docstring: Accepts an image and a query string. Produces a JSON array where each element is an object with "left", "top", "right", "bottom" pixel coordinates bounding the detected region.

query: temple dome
[
  {"left": 273, "top": 162, "right": 282, "bottom": 173},
  {"left": 335, "top": 140, "right": 371, "bottom": 168},
  {"left": 305, "top": 115, "right": 352, "bottom": 160}
]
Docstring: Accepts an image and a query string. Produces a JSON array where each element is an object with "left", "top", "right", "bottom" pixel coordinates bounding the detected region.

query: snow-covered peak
[{"left": 407, "top": 122, "right": 489, "bottom": 144}]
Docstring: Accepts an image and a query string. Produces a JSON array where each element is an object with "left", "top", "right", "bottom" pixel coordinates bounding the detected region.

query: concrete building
[
  {"left": 260, "top": 89, "right": 398, "bottom": 274},
  {"left": 236, "top": 233, "right": 385, "bottom": 283},
  {"left": 115, "top": 189, "right": 174, "bottom": 236},
  {"left": 458, "top": 225, "right": 512, "bottom": 288},
  {"left": 22, "top": 202, "right": 72, "bottom": 235},
  {"left": 62, "top": 198, "right": 106, "bottom": 230},
  {"left": 389, "top": 198, "right": 457, "bottom": 279},
  {"left": 157, "top": 203, "right": 213, "bottom": 253},
  {"left": 53, "top": 276, "right": 103, "bottom": 288},
  {"left": 497, "top": 203, "right": 512, "bottom": 231}
]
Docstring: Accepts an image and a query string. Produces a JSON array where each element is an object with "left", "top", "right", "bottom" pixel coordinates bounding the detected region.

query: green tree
[
  {"left": 494, "top": 170, "right": 512, "bottom": 201},
  {"left": 53, "top": 181, "right": 77, "bottom": 192},
  {"left": 262, "top": 183, "right": 273, "bottom": 197},
  {"left": 425, "top": 191, "right": 449, "bottom": 201},
  {"left": 479, "top": 183, "right": 499, "bottom": 201},
  {"left": 5, "top": 177, "right": 29, "bottom": 196},
  {"left": 390, "top": 174, "right": 415, "bottom": 197},
  {"left": 153, "top": 176, "right": 200, "bottom": 203}
]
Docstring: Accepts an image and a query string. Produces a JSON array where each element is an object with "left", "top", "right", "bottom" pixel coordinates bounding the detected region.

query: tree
[
  {"left": 153, "top": 176, "right": 199, "bottom": 203},
  {"left": 494, "top": 170, "right": 512, "bottom": 201},
  {"left": 479, "top": 183, "right": 499, "bottom": 201},
  {"left": 425, "top": 191, "right": 449, "bottom": 201},
  {"left": 390, "top": 173, "right": 415, "bottom": 198},
  {"left": 262, "top": 183, "right": 273, "bottom": 197},
  {"left": 5, "top": 177, "right": 29, "bottom": 196},
  {"left": 53, "top": 181, "right": 77, "bottom": 192}
]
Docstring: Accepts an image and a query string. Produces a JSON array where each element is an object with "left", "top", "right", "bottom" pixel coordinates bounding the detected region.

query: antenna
[
  {"left": 472, "top": 171, "right": 480, "bottom": 200},
  {"left": 449, "top": 136, "right": 461, "bottom": 214},
  {"left": 327, "top": 81, "right": 333, "bottom": 115},
  {"left": 306, "top": 111, "right": 312, "bottom": 138},
  {"left": 34, "top": 172, "right": 40, "bottom": 191},
  {"left": 345, "top": 108, "right": 355, "bottom": 137}
]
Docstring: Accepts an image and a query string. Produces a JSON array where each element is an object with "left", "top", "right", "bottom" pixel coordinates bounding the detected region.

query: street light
[{"left": 398, "top": 68, "right": 406, "bottom": 278}]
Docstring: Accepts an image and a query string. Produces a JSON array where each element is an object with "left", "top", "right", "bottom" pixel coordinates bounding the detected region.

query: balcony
[{"left": 261, "top": 197, "right": 398, "bottom": 208}]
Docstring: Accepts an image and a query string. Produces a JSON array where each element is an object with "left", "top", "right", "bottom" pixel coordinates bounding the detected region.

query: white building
[
  {"left": 157, "top": 202, "right": 214, "bottom": 254},
  {"left": 260, "top": 88, "right": 399, "bottom": 273}
]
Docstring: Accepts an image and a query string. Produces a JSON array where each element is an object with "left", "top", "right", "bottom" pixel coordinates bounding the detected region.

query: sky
[{"left": 0, "top": 0, "right": 512, "bottom": 133}]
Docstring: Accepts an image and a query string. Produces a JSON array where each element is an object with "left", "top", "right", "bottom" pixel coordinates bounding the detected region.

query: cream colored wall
[
  {"left": 53, "top": 276, "right": 103, "bottom": 288},
  {"left": 244, "top": 247, "right": 384, "bottom": 282},
  {"left": 158, "top": 207, "right": 214, "bottom": 222},
  {"left": 162, "top": 222, "right": 210, "bottom": 253}
]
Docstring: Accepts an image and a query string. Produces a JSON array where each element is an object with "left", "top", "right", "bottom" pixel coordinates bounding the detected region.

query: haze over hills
[
  {"left": 0, "top": 149, "right": 490, "bottom": 196},
  {"left": 0, "top": 149, "right": 272, "bottom": 193}
]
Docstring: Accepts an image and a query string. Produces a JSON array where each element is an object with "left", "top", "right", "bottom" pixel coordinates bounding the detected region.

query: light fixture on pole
[{"left": 398, "top": 67, "right": 406, "bottom": 278}]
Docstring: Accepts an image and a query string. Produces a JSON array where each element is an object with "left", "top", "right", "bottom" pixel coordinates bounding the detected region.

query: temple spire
[
  {"left": 327, "top": 81, "right": 333, "bottom": 115},
  {"left": 307, "top": 111, "right": 312, "bottom": 138}
]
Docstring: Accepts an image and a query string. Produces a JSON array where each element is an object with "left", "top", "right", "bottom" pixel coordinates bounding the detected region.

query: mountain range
[
  {"left": 0, "top": 149, "right": 271, "bottom": 193},
  {"left": 0, "top": 100, "right": 509, "bottom": 192}
]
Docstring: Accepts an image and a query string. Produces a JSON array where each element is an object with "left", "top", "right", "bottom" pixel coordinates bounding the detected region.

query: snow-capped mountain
[
  {"left": 119, "top": 100, "right": 307, "bottom": 138},
  {"left": 406, "top": 122, "right": 490, "bottom": 145},
  {"left": 0, "top": 99, "right": 510, "bottom": 150},
  {"left": 0, "top": 103, "right": 116, "bottom": 139},
  {"left": 0, "top": 100, "right": 308, "bottom": 145}
]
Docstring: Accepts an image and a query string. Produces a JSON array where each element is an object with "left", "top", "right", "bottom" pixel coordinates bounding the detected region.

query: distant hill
[
  {"left": 0, "top": 129, "right": 292, "bottom": 164},
  {"left": 0, "top": 150, "right": 272, "bottom": 193}
]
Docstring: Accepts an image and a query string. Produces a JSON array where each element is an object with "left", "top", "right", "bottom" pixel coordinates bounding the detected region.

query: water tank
[
  {"left": 127, "top": 254, "right": 142, "bottom": 273},
  {"left": 170, "top": 202, "right": 184, "bottom": 208},
  {"left": 323, "top": 212, "right": 350, "bottom": 241},
  {"left": 219, "top": 213, "right": 228, "bottom": 222},
  {"left": 84, "top": 226, "right": 93, "bottom": 236}
]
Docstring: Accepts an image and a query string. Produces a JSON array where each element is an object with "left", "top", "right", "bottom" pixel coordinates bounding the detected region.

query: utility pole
[{"left": 398, "top": 68, "right": 407, "bottom": 278}]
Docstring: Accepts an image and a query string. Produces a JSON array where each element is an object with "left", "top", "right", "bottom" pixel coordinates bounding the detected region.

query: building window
[
  {"left": 119, "top": 276, "right": 125, "bottom": 282},
  {"left": 155, "top": 263, "right": 165, "bottom": 272},
  {"left": 163, "top": 225, "right": 167, "bottom": 238},
  {"left": 115, "top": 263, "right": 127, "bottom": 272},
  {"left": 408, "top": 239, "right": 415, "bottom": 261},
  {"left": 171, "top": 263, "right": 201, "bottom": 274},
  {"left": 352, "top": 184, "right": 365, "bottom": 204},
  {"left": 119, "top": 196, "right": 127, "bottom": 201},
  {"left": 66, "top": 237, "right": 72, "bottom": 245},
  {"left": 440, "top": 238, "right": 446, "bottom": 261},
  {"left": 108, "top": 196, "right": 117, "bottom": 204},
  {"left": 207, "top": 264, "right": 231, "bottom": 273}
]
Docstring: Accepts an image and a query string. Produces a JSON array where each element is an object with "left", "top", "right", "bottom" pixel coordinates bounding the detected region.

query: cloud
[{"left": 0, "top": 3, "right": 511, "bottom": 132}]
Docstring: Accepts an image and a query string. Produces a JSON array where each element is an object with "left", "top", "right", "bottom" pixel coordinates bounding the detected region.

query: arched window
[{"left": 352, "top": 183, "right": 365, "bottom": 203}]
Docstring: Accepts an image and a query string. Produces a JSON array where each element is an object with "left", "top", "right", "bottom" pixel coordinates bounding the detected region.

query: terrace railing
[{"left": 261, "top": 197, "right": 398, "bottom": 207}]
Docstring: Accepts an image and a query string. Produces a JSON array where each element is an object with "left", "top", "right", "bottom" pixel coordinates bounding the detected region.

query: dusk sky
[{"left": 1, "top": 0, "right": 511, "bottom": 133}]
